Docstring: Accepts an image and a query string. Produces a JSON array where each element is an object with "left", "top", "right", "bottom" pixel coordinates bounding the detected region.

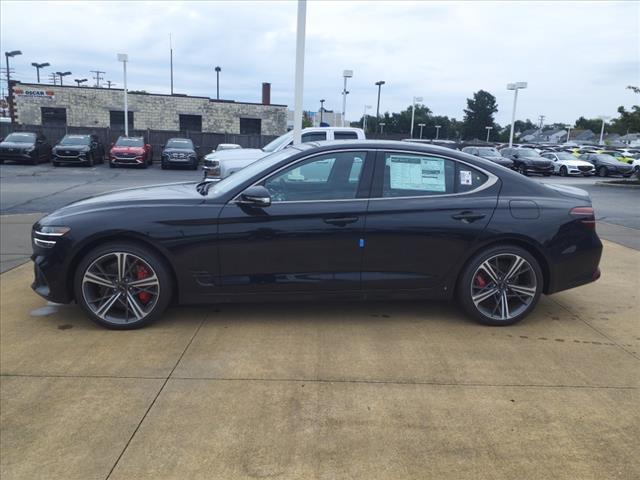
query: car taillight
[{"left": 570, "top": 206, "right": 595, "bottom": 230}]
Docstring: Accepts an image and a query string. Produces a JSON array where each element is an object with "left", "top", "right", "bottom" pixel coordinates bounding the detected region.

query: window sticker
[
  {"left": 388, "top": 155, "right": 445, "bottom": 192},
  {"left": 460, "top": 170, "right": 472, "bottom": 186}
]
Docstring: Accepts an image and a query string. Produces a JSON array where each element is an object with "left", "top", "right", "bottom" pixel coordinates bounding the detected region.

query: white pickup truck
[{"left": 203, "top": 127, "right": 366, "bottom": 179}]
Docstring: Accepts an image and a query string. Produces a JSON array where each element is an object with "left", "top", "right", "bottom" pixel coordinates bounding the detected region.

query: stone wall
[{"left": 13, "top": 83, "right": 287, "bottom": 135}]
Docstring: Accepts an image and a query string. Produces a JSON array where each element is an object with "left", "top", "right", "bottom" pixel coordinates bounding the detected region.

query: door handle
[
  {"left": 451, "top": 211, "right": 486, "bottom": 223},
  {"left": 323, "top": 216, "right": 359, "bottom": 226}
]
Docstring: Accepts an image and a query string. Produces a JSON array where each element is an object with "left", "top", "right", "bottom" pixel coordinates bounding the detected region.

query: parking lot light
[
  {"left": 319, "top": 99, "right": 325, "bottom": 125},
  {"left": 362, "top": 104, "right": 372, "bottom": 132},
  {"left": 598, "top": 116, "right": 610, "bottom": 145},
  {"left": 418, "top": 123, "right": 425, "bottom": 139},
  {"left": 379, "top": 121, "right": 386, "bottom": 134},
  {"left": 214, "top": 66, "right": 221, "bottom": 100},
  {"left": 341, "top": 69, "right": 353, "bottom": 127},
  {"left": 434, "top": 125, "right": 442, "bottom": 140},
  {"left": 74, "top": 78, "right": 88, "bottom": 87},
  {"left": 31, "top": 62, "right": 50, "bottom": 83},
  {"left": 485, "top": 126, "right": 493, "bottom": 142},
  {"left": 565, "top": 124, "right": 572, "bottom": 143},
  {"left": 375, "top": 80, "right": 385, "bottom": 124},
  {"left": 507, "top": 81, "right": 527, "bottom": 148},
  {"left": 5, "top": 50, "right": 22, "bottom": 125},
  {"left": 117, "top": 53, "right": 129, "bottom": 136},
  {"left": 410, "top": 96, "right": 423, "bottom": 138},
  {"left": 55, "top": 71, "right": 71, "bottom": 86}
]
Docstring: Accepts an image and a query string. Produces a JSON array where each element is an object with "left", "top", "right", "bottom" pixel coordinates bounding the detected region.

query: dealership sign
[{"left": 14, "top": 88, "right": 55, "bottom": 100}]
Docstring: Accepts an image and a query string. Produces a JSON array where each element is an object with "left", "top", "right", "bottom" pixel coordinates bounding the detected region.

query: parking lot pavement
[
  {"left": 0, "top": 213, "right": 44, "bottom": 273},
  {"left": 1, "top": 240, "right": 638, "bottom": 479}
]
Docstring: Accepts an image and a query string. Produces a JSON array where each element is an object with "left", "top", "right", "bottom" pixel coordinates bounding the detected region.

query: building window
[
  {"left": 41, "top": 107, "right": 67, "bottom": 126},
  {"left": 109, "top": 110, "right": 134, "bottom": 131},
  {"left": 240, "top": 118, "right": 261, "bottom": 135},
  {"left": 179, "top": 114, "right": 202, "bottom": 132}
]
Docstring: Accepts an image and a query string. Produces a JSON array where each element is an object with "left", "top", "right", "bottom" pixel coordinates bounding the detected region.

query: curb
[{"left": 594, "top": 181, "right": 640, "bottom": 189}]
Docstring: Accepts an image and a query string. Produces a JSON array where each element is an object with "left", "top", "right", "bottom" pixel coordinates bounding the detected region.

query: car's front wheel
[
  {"left": 598, "top": 166, "right": 608, "bottom": 177},
  {"left": 74, "top": 242, "right": 173, "bottom": 329},
  {"left": 457, "top": 245, "right": 543, "bottom": 326},
  {"left": 518, "top": 164, "right": 528, "bottom": 176},
  {"left": 559, "top": 166, "right": 568, "bottom": 176}
]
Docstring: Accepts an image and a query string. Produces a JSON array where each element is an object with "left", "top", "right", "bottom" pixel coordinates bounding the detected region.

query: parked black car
[
  {"left": 0, "top": 132, "right": 51, "bottom": 165},
  {"left": 461, "top": 146, "right": 514, "bottom": 168},
  {"left": 161, "top": 138, "right": 199, "bottom": 170},
  {"left": 500, "top": 147, "right": 553, "bottom": 176},
  {"left": 579, "top": 153, "right": 634, "bottom": 177},
  {"left": 31, "top": 140, "right": 602, "bottom": 329},
  {"left": 52, "top": 134, "right": 105, "bottom": 167}
]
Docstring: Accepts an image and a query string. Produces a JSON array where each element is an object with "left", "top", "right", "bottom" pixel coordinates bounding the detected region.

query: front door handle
[
  {"left": 323, "top": 216, "right": 359, "bottom": 227},
  {"left": 451, "top": 211, "right": 486, "bottom": 223}
]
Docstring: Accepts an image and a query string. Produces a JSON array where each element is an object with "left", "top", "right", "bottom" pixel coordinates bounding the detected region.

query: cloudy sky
[{"left": 1, "top": 1, "right": 638, "bottom": 125}]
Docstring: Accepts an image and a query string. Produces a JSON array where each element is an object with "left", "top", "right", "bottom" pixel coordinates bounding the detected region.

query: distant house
[
  {"left": 519, "top": 129, "right": 539, "bottom": 141},
  {"left": 569, "top": 129, "right": 596, "bottom": 143},
  {"left": 539, "top": 128, "right": 567, "bottom": 143},
  {"left": 618, "top": 133, "right": 640, "bottom": 146}
]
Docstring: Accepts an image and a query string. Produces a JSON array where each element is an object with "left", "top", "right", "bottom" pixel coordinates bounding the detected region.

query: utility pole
[
  {"left": 48, "top": 72, "right": 57, "bottom": 85},
  {"left": 91, "top": 70, "right": 105, "bottom": 87},
  {"left": 169, "top": 34, "right": 174, "bottom": 95}
]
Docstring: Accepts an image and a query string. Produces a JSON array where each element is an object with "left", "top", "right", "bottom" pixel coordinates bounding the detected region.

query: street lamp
[
  {"left": 214, "top": 66, "right": 221, "bottom": 100},
  {"left": 362, "top": 104, "right": 372, "bottom": 132},
  {"left": 507, "top": 81, "right": 527, "bottom": 147},
  {"left": 117, "top": 53, "right": 129, "bottom": 136},
  {"left": 434, "top": 125, "right": 442, "bottom": 140},
  {"left": 5, "top": 50, "right": 22, "bottom": 125},
  {"left": 485, "top": 126, "right": 493, "bottom": 142},
  {"left": 379, "top": 122, "right": 386, "bottom": 134},
  {"left": 106, "top": 80, "right": 116, "bottom": 89},
  {"left": 31, "top": 62, "right": 50, "bottom": 83},
  {"left": 341, "top": 69, "right": 353, "bottom": 127},
  {"left": 418, "top": 123, "right": 425, "bottom": 139},
  {"left": 565, "top": 124, "right": 572, "bottom": 144},
  {"left": 319, "top": 99, "right": 325, "bottom": 125},
  {"left": 55, "top": 71, "right": 71, "bottom": 86},
  {"left": 410, "top": 96, "right": 423, "bottom": 138},
  {"left": 74, "top": 78, "right": 88, "bottom": 87},
  {"left": 375, "top": 80, "right": 385, "bottom": 122},
  {"left": 598, "top": 116, "right": 610, "bottom": 145}
]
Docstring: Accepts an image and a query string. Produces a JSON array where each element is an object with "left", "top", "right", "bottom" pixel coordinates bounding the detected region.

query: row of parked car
[{"left": 0, "top": 132, "right": 204, "bottom": 170}]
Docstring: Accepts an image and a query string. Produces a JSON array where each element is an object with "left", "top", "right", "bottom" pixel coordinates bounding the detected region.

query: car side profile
[
  {"left": 52, "top": 134, "right": 105, "bottom": 167},
  {"left": 541, "top": 151, "right": 595, "bottom": 176},
  {"left": 0, "top": 132, "right": 51, "bottom": 165},
  {"left": 31, "top": 140, "right": 602, "bottom": 329},
  {"left": 579, "top": 153, "right": 633, "bottom": 177},
  {"left": 461, "top": 146, "right": 514, "bottom": 168},
  {"left": 109, "top": 136, "right": 153, "bottom": 168},
  {"left": 500, "top": 147, "right": 554, "bottom": 176}
]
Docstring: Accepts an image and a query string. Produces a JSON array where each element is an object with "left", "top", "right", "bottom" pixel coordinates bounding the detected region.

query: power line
[{"left": 90, "top": 69, "right": 105, "bottom": 87}]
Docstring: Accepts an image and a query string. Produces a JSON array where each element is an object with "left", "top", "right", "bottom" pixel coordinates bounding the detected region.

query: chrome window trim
[{"left": 232, "top": 147, "right": 499, "bottom": 205}]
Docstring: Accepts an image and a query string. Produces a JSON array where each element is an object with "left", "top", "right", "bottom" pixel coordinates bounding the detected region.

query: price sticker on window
[{"left": 460, "top": 170, "right": 472, "bottom": 186}]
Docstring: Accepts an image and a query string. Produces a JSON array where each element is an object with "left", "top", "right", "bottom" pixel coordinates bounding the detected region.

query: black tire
[
  {"left": 74, "top": 242, "right": 173, "bottom": 329},
  {"left": 161, "top": 162, "right": 168, "bottom": 170},
  {"left": 109, "top": 162, "right": 115, "bottom": 168},
  {"left": 87, "top": 153, "right": 95, "bottom": 167},
  {"left": 559, "top": 166, "right": 568, "bottom": 177},
  {"left": 456, "top": 244, "right": 543, "bottom": 326},
  {"left": 190, "top": 162, "right": 198, "bottom": 170},
  {"left": 52, "top": 161, "right": 60, "bottom": 167},
  {"left": 598, "top": 166, "right": 608, "bottom": 177},
  {"left": 31, "top": 155, "right": 38, "bottom": 166},
  {"left": 518, "top": 164, "right": 528, "bottom": 176}
]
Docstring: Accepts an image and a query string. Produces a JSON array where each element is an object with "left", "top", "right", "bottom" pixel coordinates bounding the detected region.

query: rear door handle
[
  {"left": 323, "top": 216, "right": 359, "bottom": 226},
  {"left": 451, "top": 211, "right": 486, "bottom": 223}
]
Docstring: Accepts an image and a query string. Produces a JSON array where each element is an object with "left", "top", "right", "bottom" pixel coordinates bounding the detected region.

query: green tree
[
  {"left": 461, "top": 90, "right": 498, "bottom": 140},
  {"left": 302, "top": 111, "right": 313, "bottom": 128},
  {"left": 575, "top": 116, "right": 604, "bottom": 133},
  {"left": 609, "top": 105, "right": 640, "bottom": 134}
]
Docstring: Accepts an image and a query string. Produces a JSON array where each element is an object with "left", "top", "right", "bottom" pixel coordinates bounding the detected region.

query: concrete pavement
[
  {"left": 1, "top": 240, "right": 638, "bottom": 479},
  {"left": 0, "top": 213, "right": 44, "bottom": 273}
]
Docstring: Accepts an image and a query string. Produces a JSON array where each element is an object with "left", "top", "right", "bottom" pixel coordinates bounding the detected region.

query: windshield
[
  {"left": 207, "top": 148, "right": 301, "bottom": 196},
  {"left": 477, "top": 147, "right": 500, "bottom": 156},
  {"left": 115, "top": 137, "right": 144, "bottom": 147},
  {"left": 166, "top": 139, "right": 193, "bottom": 149},
  {"left": 556, "top": 152, "right": 576, "bottom": 160},
  {"left": 4, "top": 133, "right": 36, "bottom": 144},
  {"left": 59, "top": 135, "right": 90, "bottom": 146},
  {"left": 262, "top": 134, "right": 292, "bottom": 153}
]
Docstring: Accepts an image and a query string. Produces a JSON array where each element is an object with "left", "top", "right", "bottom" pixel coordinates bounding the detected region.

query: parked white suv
[{"left": 203, "top": 127, "right": 365, "bottom": 179}]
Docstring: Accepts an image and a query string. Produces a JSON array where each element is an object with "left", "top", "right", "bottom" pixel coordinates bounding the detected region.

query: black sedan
[
  {"left": 52, "top": 134, "right": 105, "bottom": 167},
  {"left": 0, "top": 132, "right": 51, "bottom": 165},
  {"left": 161, "top": 138, "right": 199, "bottom": 170},
  {"left": 579, "top": 153, "right": 634, "bottom": 178},
  {"left": 31, "top": 140, "right": 602, "bottom": 329},
  {"left": 500, "top": 147, "right": 554, "bottom": 176},
  {"left": 461, "top": 146, "right": 514, "bottom": 168}
]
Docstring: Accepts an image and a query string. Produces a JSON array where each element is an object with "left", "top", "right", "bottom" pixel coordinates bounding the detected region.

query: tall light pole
[
  {"left": 375, "top": 80, "right": 385, "bottom": 124},
  {"left": 117, "top": 53, "right": 129, "bottom": 136},
  {"left": 31, "top": 62, "right": 50, "bottom": 83},
  {"left": 214, "top": 66, "right": 221, "bottom": 100},
  {"left": 106, "top": 80, "right": 115, "bottom": 89},
  {"left": 362, "top": 104, "right": 372, "bottom": 132},
  {"left": 565, "top": 124, "right": 572, "bottom": 144},
  {"left": 410, "top": 96, "right": 423, "bottom": 138},
  {"left": 292, "top": 0, "right": 306, "bottom": 145},
  {"left": 341, "top": 69, "right": 353, "bottom": 127},
  {"left": 169, "top": 33, "right": 174, "bottom": 95},
  {"left": 379, "top": 122, "right": 386, "bottom": 134},
  {"left": 507, "top": 82, "right": 527, "bottom": 147},
  {"left": 319, "top": 98, "right": 325, "bottom": 125},
  {"left": 74, "top": 78, "right": 87, "bottom": 87},
  {"left": 598, "top": 116, "right": 610, "bottom": 145},
  {"left": 485, "top": 126, "right": 493, "bottom": 142},
  {"left": 55, "top": 71, "right": 71, "bottom": 86},
  {"left": 434, "top": 125, "right": 442, "bottom": 140},
  {"left": 418, "top": 123, "right": 425, "bottom": 139},
  {"left": 5, "top": 50, "right": 22, "bottom": 125}
]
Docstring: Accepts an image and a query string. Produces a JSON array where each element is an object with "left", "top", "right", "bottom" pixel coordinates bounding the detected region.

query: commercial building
[{"left": 10, "top": 81, "right": 287, "bottom": 135}]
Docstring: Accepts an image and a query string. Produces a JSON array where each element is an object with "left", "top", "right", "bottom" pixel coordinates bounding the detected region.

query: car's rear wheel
[
  {"left": 518, "top": 164, "right": 528, "bottom": 176},
  {"left": 87, "top": 153, "right": 94, "bottom": 167},
  {"left": 559, "top": 166, "right": 568, "bottom": 176},
  {"left": 74, "top": 242, "right": 173, "bottom": 329},
  {"left": 457, "top": 245, "right": 542, "bottom": 326},
  {"left": 598, "top": 166, "right": 608, "bottom": 177}
]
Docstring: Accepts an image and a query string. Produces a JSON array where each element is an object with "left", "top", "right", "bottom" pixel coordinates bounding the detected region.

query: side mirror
[{"left": 238, "top": 185, "right": 271, "bottom": 208}]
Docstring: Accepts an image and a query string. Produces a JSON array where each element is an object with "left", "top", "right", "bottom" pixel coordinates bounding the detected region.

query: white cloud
[{"left": 1, "top": 0, "right": 638, "bottom": 125}]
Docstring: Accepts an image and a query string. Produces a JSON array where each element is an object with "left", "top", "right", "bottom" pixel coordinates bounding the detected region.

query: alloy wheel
[
  {"left": 81, "top": 252, "right": 160, "bottom": 325},
  {"left": 470, "top": 253, "right": 537, "bottom": 322}
]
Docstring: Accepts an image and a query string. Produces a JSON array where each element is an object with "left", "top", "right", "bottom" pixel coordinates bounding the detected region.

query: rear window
[{"left": 334, "top": 131, "right": 359, "bottom": 140}]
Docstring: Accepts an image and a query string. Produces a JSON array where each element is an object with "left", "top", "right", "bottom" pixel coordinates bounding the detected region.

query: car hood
[
  {"left": 111, "top": 146, "right": 144, "bottom": 154},
  {"left": 43, "top": 182, "right": 204, "bottom": 220},
  {"left": 0, "top": 141, "right": 34, "bottom": 149},
  {"left": 204, "top": 148, "right": 265, "bottom": 162},
  {"left": 163, "top": 147, "right": 195, "bottom": 155},
  {"left": 54, "top": 145, "right": 90, "bottom": 152}
]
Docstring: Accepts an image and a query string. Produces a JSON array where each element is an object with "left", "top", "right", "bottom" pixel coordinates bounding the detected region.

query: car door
[
  {"left": 361, "top": 150, "right": 499, "bottom": 293},
  {"left": 216, "top": 149, "right": 374, "bottom": 296}
]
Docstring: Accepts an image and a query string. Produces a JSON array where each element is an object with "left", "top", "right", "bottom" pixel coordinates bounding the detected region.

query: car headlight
[
  {"left": 33, "top": 226, "right": 71, "bottom": 248},
  {"left": 25, "top": 146, "right": 36, "bottom": 153}
]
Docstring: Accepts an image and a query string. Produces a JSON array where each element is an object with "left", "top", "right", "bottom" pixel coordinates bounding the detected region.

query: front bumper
[
  {"left": 31, "top": 253, "right": 73, "bottom": 304},
  {"left": 0, "top": 150, "right": 33, "bottom": 162},
  {"left": 53, "top": 153, "right": 89, "bottom": 164},
  {"left": 111, "top": 156, "right": 144, "bottom": 165}
]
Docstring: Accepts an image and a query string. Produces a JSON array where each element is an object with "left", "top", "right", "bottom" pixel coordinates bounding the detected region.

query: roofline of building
[{"left": 12, "top": 81, "right": 287, "bottom": 108}]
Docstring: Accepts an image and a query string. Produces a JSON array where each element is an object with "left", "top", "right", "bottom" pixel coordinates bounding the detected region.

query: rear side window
[
  {"left": 334, "top": 131, "right": 359, "bottom": 140},
  {"left": 456, "top": 163, "right": 488, "bottom": 193}
]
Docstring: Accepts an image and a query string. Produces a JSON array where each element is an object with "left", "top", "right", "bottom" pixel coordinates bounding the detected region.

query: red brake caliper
[
  {"left": 135, "top": 264, "right": 152, "bottom": 304},
  {"left": 474, "top": 273, "right": 487, "bottom": 289}
]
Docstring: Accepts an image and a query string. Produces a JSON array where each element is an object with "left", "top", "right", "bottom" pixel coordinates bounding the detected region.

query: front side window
[{"left": 263, "top": 151, "right": 366, "bottom": 202}]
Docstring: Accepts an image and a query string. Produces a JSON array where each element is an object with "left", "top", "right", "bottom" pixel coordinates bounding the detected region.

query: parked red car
[{"left": 109, "top": 136, "right": 153, "bottom": 168}]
